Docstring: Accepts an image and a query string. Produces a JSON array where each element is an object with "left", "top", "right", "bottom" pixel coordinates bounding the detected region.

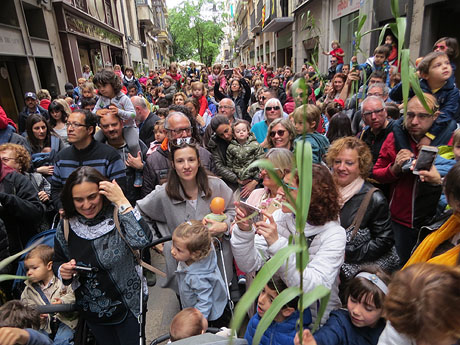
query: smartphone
[
  {"left": 223, "top": 69, "right": 233, "bottom": 79},
  {"left": 413, "top": 146, "right": 438, "bottom": 175},
  {"left": 239, "top": 201, "right": 263, "bottom": 223}
]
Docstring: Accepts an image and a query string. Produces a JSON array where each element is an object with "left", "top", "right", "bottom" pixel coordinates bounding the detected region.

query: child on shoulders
[
  {"left": 323, "top": 40, "right": 345, "bottom": 73},
  {"left": 295, "top": 266, "right": 390, "bottom": 345},
  {"left": 245, "top": 277, "right": 312, "bottom": 345},
  {"left": 352, "top": 45, "right": 391, "bottom": 86},
  {"left": 20, "top": 245, "right": 77, "bottom": 345},
  {"left": 191, "top": 81, "right": 209, "bottom": 117},
  {"left": 171, "top": 220, "right": 230, "bottom": 328},
  {"left": 293, "top": 104, "right": 330, "bottom": 164}
]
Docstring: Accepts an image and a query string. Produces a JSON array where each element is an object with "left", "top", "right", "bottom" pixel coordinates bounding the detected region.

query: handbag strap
[{"left": 348, "top": 187, "right": 378, "bottom": 240}]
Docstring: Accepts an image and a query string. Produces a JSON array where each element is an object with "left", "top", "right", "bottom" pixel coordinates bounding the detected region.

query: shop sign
[
  {"left": 66, "top": 14, "right": 122, "bottom": 47},
  {"left": 0, "top": 27, "right": 25, "bottom": 56},
  {"left": 332, "top": 0, "right": 361, "bottom": 20}
]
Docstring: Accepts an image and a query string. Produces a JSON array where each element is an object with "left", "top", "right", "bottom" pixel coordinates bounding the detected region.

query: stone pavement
[{"left": 145, "top": 250, "right": 180, "bottom": 344}]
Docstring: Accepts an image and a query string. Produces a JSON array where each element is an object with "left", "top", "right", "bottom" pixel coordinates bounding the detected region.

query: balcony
[
  {"left": 250, "top": 9, "right": 261, "bottom": 34},
  {"left": 262, "top": 0, "right": 293, "bottom": 33},
  {"left": 237, "top": 27, "right": 253, "bottom": 48},
  {"left": 136, "top": 2, "right": 160, "bottom": 33}
]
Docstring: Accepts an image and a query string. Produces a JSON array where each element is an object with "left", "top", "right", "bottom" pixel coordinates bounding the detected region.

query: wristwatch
[{"left": 118, "top": 204, "right": 132, "bottom": 213}]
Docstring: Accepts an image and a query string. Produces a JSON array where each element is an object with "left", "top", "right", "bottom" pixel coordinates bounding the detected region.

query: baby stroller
[{"left": 149, "top": 328, "right": 248, "bottom": 345}]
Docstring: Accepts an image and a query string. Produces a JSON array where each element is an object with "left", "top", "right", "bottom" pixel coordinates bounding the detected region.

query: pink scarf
[{"left": 338, "top": 177, "right": 365, "bottom": 208}]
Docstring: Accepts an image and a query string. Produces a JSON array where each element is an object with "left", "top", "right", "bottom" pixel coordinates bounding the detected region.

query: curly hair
[
  {"left": 325, "top": 136, "right": 372, "bottom": 179},
  {"left": 267, "top": 118, "right": 297, "bottom": 149},
  {"left": 0, "top": 143, "right": 31, "bottom": 173},
  {"left": 173, "top": 220, "right": 211, "bottom": 261},
  {"left": 289, "top": 164, "right": 340, "bottom": 225},
  {"left": 93, "top": 69, "right": 122, "bottom": 94},
  {"left": 383, "top": 263, "right": 460, "bottom": 343}
]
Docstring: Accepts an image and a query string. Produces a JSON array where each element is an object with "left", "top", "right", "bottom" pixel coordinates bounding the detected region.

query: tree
[{"left": 168, "top": 0, "right": 225, "bottom": 65}]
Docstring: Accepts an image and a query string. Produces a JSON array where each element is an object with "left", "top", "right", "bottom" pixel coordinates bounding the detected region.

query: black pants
[{"left": 86, "top": 313, "right": 139, "bottom": 345}]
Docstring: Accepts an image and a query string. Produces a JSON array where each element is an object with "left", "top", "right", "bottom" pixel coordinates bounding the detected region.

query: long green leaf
[
  {"left": 296, "top": 233, "right": 309, "bottom": 273},
  {"left": 0, "top": 275, "right": 28, "bottom": 283},
  {"left": 396, "top": 17, "right": 406, "bottom": 67},
  {"left": 295, "top": 141, "right": 312, "bottom": 232},
  {"left": 409, "top": 67, "right": 433, "bottom": 114},
  {"left": 312, "top": 292, "right": 331, "bottom": 333},
  {"left": 400, "top": 49, "right": 411, "bottom": 116},
  {"left": 230, "top": 245, "right": 303, "bottom": 337},
  {"left": 357, "top": 14, "right": 367, "bottom": 32},
  {"left": 378, "top": 23, "right": 390, "bottom": 46},
  {"left": 0, "top": 238, "right": 43, "bottom": 271},
  {"left": 390, "top": 0, "right": 400, "bottom": 19},
  {"left": 252, "top": 287, "right": 302, "bottom": 345}
]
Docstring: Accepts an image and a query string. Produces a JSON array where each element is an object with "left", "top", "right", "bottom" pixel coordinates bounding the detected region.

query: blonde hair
[
  {"left": 170, "top": 308, "right": 205, "bottom": 341},
  {"left": 452, "top": 128, "right": 460, "bottom": 147},
  {"left": 292, "top": 104, "right": 321, "bottom": 131},
  {"left": 154, "top": 119, "right": 165, "bottom": 132},
  {"left": 36, "top": 89, "right": 51, "bottom": 101},
  {"left": 0, "top": 143, "right": 31, "bottom": 172},
  {"left": 173, "top": 220, "right": 211, "bottom": 261}
]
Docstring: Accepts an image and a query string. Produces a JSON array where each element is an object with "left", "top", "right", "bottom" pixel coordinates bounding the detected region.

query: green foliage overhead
[{"left": 168, "top": 0, "right": 225, "bottom": 65}]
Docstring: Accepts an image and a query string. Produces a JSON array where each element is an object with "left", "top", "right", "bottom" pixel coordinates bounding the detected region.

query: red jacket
[
  {"left": 196, "top": 95, "right": 208, "bottom": 116},
  {"left": 372, "top": 132, "right": 418, "bottom": 228}
]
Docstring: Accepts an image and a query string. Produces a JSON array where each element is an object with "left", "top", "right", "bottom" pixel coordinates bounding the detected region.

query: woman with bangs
[
  {"left": 136, "top": 139, "right": 235, "bottom": 293},
  {"left": 326, "top": 137, "right": 398, "bottom": 282},
  {"left": 231, "top": 164, "right": 346, "bottom": 324},
  {"left": 48, "top": 99, "right": 71, "bottom": 144}
]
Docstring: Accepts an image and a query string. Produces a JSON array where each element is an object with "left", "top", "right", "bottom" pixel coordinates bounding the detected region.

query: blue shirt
[{"left": 251, "top": 121, "right": 268, "bottom": 144}]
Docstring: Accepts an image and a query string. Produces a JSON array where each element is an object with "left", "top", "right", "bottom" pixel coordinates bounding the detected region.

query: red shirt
[{"left": 330, "top": 48, "right": 344, "bottom": 65}]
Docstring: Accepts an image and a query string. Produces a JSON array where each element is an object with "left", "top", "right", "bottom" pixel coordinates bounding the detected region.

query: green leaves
[
  {"left": 295, "top": 140, "right": 312, "bottom": 233},
  {"left": 0, "top": 238, "right": 43, "bottom": 283}
]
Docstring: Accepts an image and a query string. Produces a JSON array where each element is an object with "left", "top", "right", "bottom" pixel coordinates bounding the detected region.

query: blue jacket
[
  {"left": 295, "top": 132, "right": 330, "bottom": 164},
  {"left": 175, "top": 246, "right": 227, "bottom": 321},
  {"left": 434, "top": 155, "right": 456, "bottom": 211},
  {"left": 244, "top": 309, "right": 312, "bottom": 345},
  {"left": 313, "top": 309, "right": 385, "bottom": 345},
  {"left": 389, "top": 77, "right": 459, "bottom": 137},
  {"left": 26, "top": 329, "right": 52, "bottom": 345}
]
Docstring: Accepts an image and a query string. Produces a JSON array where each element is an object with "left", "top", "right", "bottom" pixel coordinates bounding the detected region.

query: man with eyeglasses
[
  {"left": 373, "top": 94, "right": 455, "bottom": 265},
  {"left": 51, "top": 109, "right": 127, "bottom": 213},
  {"left": 142, "top": 111, "right": 213, "bottom": 196}
]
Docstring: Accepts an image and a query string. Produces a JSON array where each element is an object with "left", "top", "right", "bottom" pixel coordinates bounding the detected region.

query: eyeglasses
[
  {"left": 166, "top": 127, "right": 192, "bottom": 136},
  {"left": 405, "top": 111, "right": 433, "bottom": 120},
  {"left": 266, "top": 106, "right": 280, "bottom": 111},
  {"left": 66, "top": 122, "right": 88, "bottom": 129},
  {"left": 269, "top": 129, "right": 286, "bottom": 138},
  {"left": 1, "top": 157, "right": 16, "bottom": 163},
  {"left": 170, "top": 137, "right": 196, "bottom": 146},
  {"left": 282, "top": 180, "right": 298, "bottom": 190},
  {"left": 362, "top": 108, "right": 385, "bottom": 117},
  {"left": 435, "top": 44, "right": 447, "bottom": 51},
  {"left": 367, "top": 92, "right": 383, "bottom": 97},
  {"left": 258, "top": 96, "right": 266, "bottom": 101},
  {"left": 219, "top": 105, "right": 234, "bottom": 109}
]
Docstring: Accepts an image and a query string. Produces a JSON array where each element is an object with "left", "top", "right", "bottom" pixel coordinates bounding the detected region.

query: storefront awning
[{"left": 262, "top": 17, "right": 294, "bottom": 32}]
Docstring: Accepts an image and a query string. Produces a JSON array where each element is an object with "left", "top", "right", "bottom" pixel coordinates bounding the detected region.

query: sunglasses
[
  {"left": 266, "top": 106, "right": 280, "bottom": 111},
  {"left": 269, "top": 129, "right": 286, "bottom": 138}
]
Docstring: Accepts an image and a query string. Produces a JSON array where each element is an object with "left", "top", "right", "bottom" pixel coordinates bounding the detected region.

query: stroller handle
[{"left": 34, "top": 303, "right": 77, "bottom": 314}]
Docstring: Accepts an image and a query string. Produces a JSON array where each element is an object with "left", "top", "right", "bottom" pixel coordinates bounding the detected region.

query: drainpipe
[{"left": 120, "top": 0, "right": 131, "bottom": 66}]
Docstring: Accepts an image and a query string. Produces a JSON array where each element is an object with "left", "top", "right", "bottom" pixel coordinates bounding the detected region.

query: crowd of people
[{"left": 0, "top": 33, "right": 460, "bottom": 345}]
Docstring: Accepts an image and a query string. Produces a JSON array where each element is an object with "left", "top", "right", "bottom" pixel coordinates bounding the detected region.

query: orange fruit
[{"left": 210, "top": 197, "right": 225, "bottom": 214}]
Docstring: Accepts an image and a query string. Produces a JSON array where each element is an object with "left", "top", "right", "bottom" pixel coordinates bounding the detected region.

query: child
[
  {"left": 161, "top": 75, "right": 176, "bottom": 105},
  {"left": 146, "top": 119, "right": 166, "bottom": 156},
  {"left": 64, "top": 97, "right": 77, "bottom": 112},
  {"left": 37, "top": 89, "right": 51, "bottom": 110},
  {"left": 169, "top": 308, "right": 208, "bottom": 342},
  {"left": 352, "top": 45, "right": 391, "bottom": 85},
  {"left": 295, "top": 266, "right": 389, "bottom": 345},
  {"left": 263, "top": 65, "right": 275, "bottom": 87},
  {"left": 0, "top": 300, "right": 53, "bottom": 345},
  {"left": 226, "top": 119, "right": 265, "bottom": 185},
  {"left": 21, "top": 245, "right": 77, "bottom": 345},
  {"left": 378, "top": 263, "right": 460, "bottom": 345},
  {"left": 323, "top": 40, "right": 345, "bottom": 72},
  {"left": 293, "top": 104, "right": 330, "bottom": 164},
  {"left": 82, "top": 64, "right": 93, "bottom": 80},
  {"left": 191, "top": 81, "right": 209, "bottom": 117},
  {"left": 122, "top": 66, "right": 142, "bottom": 95},
  {"left": 171, "top": 220, "right": 229, "bottom": 328},
  {"left": 156, "top": 107, "right": 168, "bottom": 120},
  {"left": 74, "top": 77, "right": 86, "bottom": 100},
  {"left": 245, "top": 277, "right": 312, "bottom": 345},
  {"left": 92, "top": 69, "right": 143, "bottom": 187}
]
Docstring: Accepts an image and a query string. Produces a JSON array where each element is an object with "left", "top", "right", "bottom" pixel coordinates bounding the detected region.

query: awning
[{"left": 262, "top": 17, "right": 294, "bottom": 32}]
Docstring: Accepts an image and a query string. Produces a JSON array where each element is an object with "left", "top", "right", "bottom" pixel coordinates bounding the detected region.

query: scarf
[
  {"left": 0, "top": 162, "right": 15, "bottom": 183},
  {"left": 338, "top": 176, "right": 365, "bottom": 207},
  {"left": 404, "top": 214, "right": 460, "bottom": 268},
  {"left": 125, "top": 75, "right": 134, "bottom": 82}
]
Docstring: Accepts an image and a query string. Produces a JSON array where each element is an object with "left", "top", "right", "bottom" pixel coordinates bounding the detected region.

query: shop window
[
  {"left": 0, "top": 0, "right": 19, "bottom": 27},
  {"left": 23, "top": 2, "right": 48, "bottom": 40},
  {"left": 338, "top": 11, "right": 358, "bottom": 63},
  {"left": 105, "top": 0, "right": 114, "bottom": 27}
]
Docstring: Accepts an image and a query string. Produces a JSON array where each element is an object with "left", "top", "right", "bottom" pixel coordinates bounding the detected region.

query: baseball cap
[
  {"left": 24, "top": 92, "right": 37, "bottom": 100},
  {"left": 65, "top": 83, "right": 74, "bottom": 91}
]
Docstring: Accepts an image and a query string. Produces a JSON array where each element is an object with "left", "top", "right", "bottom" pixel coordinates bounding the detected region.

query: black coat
[
  {"left": 0, "top": 171, "right": 44, "bottom": 254},
  {"left": 139, "top": 112, "right": 160, "bottom": 148},
  {"left": 340, "top": 181, "right": 394, "bottom": 263},
  {"left": 18, "top": 106, "right": 49, "bottom": 134}
]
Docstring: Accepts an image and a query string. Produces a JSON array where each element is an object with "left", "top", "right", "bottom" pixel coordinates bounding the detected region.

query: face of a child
[
  {"left": 125, "top": 70, "right": 133, "bottom": 78},
  {"left": 234, "top": 123, "right": 249, "bottom": 143},
  {"left": 374, "top": 53, "right": 386, "bottom": 67},
  {"left": 385, "top": 35, "right": 394, "bottom": 45},
  {"left": 154, "top": 126, "right": 166, "bottom": 142},
  {"left": 347, "top": 295, "right": 382, "bottom": 328},
  {"left": 427, "top": 55, "right": 452, "bottom": 83},
  {"left": 257, "top": 285, "right": 286, "bottom": 322},
  {"left": 25, "top": 256, "right": 53, "bottom": 284},
  {"left": 294, "top": 120, "right": 314, "bottom": 135},
  {"left": 163, "top": 79, "right": 171, "bottom": 88},
  {"left": 453, "top": 141, "right": 460, "bottom": 162},
  {"left": 97, "top": 83, "right": 116, "bottom": 98},
  {"left": 332, "top": 42, "right": 338, "bottom": 49},
  {"left": 192, "top": 87, "right": 203, "bottom": 98},
  {"left": 171, "top": 235, "right": 194, "bottom": 264},
  {"left": 82, "top": 88, "right": 93, "bottom": 98},
  {"left": 128, "top": 87, "right": 137, "bottom": 97}
]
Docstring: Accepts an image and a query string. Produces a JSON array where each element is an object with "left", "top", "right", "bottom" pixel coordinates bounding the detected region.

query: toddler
[
  {"left": 146, "top": 119, "right": 166, "bottom": 156},
  {"left": 226, "top": 120, "right": 265, "bottom": 185},
  {"left": 37, "top": 89, "right": 51, "bottom": 110},
  {"left": 245, "top": 277, "right": 312, "bottom": 345},
  {"left": 169, "top": 307, "right": 208, "bottom": 342},
  {"left": 323, "top": 40, "right": 345, "bottom": 72},
  {"left": 295, "top": 266, "right": 389, "bottom": 345},
  {"left": 293, "top": 104, "right": 329, "bottom": 164},
  {"left": 352, "top": 45, "right": 391, "bottom": 85},
  {"left": 82, "top": 64, "right": 93, "bottom": 80},
  {"left": 21, "top": 245, "right": 77, "bottom": 345},
  {"left": 171, "top": 220, "right": 229, "bottom": 328},
  {"left": 0, "top": 300, "right": 52, "bottom": 345},
  {"left": 92, "top": 69, "right": 143, "bottom": 186},
  {"left": 191, "top": 81, "right": 209, "bottom": 116}
]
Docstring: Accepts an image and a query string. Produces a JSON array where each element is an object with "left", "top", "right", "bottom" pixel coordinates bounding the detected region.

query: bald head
[
  {"left": 131, "top": 96, "right": 150, "bottom": 124},
  {"left": 218, "top": 98, "right": 236, "bottom": 120}
]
